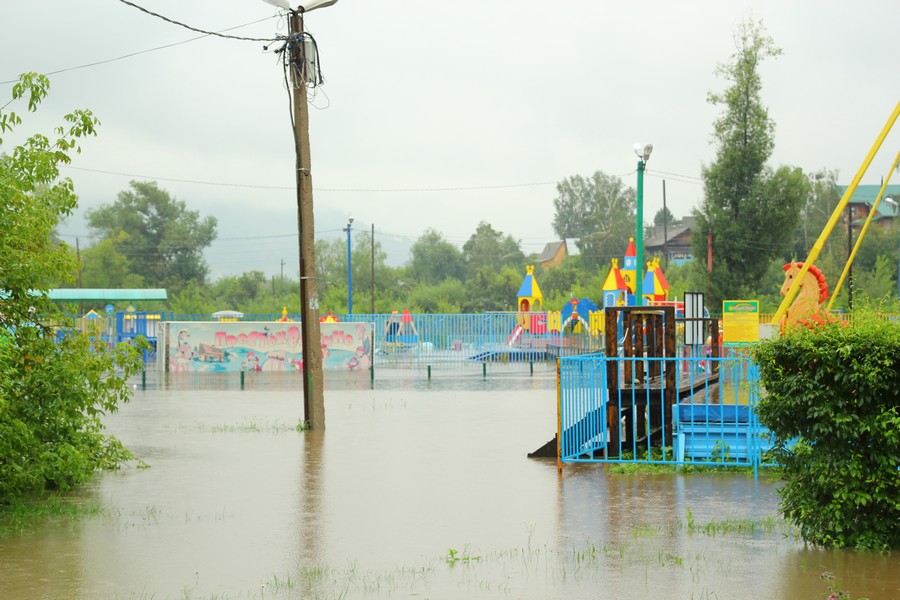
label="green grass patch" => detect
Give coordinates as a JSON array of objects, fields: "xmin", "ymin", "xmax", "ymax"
[
  {"xmin": 0, "ymin": 493, "xmax": 106, "ymax": 535},
  {"xmin": 197, "ymin": 419, "xmax": 298, "ymax": 434}
]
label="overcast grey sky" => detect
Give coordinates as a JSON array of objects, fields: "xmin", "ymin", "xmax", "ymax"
[{"xmin": 3, "ymin": 0, "xmax": 899, "ymax": 280}]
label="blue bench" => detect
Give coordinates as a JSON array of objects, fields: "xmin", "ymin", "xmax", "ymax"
[{"xmin": 674, "ymin": 403, "xmax": 773, "ymax": 463}]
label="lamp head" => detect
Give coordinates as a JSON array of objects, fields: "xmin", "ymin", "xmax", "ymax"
[
  {"xmin": 633, "ymin": 142, "xmax": 643, "ymax": 157},
  {"xmin": 642, "ymin": 143, "xmax": 653, "ymax": 162},
  {"xmin": 296, "ymin": 0, "xmax": 338, "ymax": 12}
]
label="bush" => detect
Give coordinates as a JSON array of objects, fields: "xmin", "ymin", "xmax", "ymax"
[
  {"xmin": 0, "ymin": 321, "xmax": 146, "ymax": 501},
  {"xmin": 754, "ymin": 312, "xmax": 900, "ymax": 550},
  {"xmin": 0, "ymin": 73, "xmax": 146, "ymax": 503}
]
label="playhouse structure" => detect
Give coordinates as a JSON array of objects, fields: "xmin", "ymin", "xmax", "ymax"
[
  {"xmin": 384, "ymin": 309, "xmax": 419, "ymax": 351},
  {"xmin": 489, "ymin": 239, "xmax": 678, "ymax": 362}
]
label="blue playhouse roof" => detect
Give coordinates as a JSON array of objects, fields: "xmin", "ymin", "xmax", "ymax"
[
  {"xmin": 517, "ymin": 274, "xmax": 539, "ymax": 298},
  {"xmin": 560, "ymin": 297, "xmax": 599, "ymax": 321}
]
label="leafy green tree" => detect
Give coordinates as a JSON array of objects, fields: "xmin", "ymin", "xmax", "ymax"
[
  {"xmin": 791, "ymin": 170, "xmax": 843, "ymax": 260},
  {"xmin": 854, "ymin": 254, "xmax": 897, "ymax": 303},
  {"xmin": 461, "ymin": 265, "xmax": 521, "ymax": 312},
  {"xmin": 314, "ymin": 237, "xmax": 346, "ymax": 306},
  {"xmin": 552, "ymin": 171, "xmax": 635, "ymax": 271},
  {"xmin": 692, "ymin": 19, "xmax": 806, "ymax": 307},
  {"xmin": 168, "ymin": 280, "xmax": 215, "ymax": 315},
  {"xmin": 755, "ymin": 312, "xmax": 900, "ymax": 550},
  {"xmin": 462, "ymin": 222, "xmax": 523, "ymax": 276},
  {"xmin": 85, "ymin": 181, "xmax": 217, "ymax": 293},
  {"xmin": 0, "ymin": 73, "xmax": 145, "ymax": 501},
  {"xmin": 350, "ymin": 229, "xmax": 400, "ymax": 314},
  {"xmin": 313, "ymin": 231, "xmax": 399, "ymax": 314},
  {"xmin": 210, "ymin": 270, "xmax": 267, "ymax": 310},
  {"xmin": 409, "ymin": 228, "xmax": 465, "ymax": 285},
  {"xmin": 536, "ymin": 257, "xmax": 598, "ymax": 310},
  {"xmin": 80, "ymin": 232, "xmax": 145, "ymax": 289},
  {"xmin": 653, "ymin": 206, "xmax": 676, "ymax": 230},
  {"xmin": 407, "ymin": 279, "xmax": 467, "ymax": 313}
]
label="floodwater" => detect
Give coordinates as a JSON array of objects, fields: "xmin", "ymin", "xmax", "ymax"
[{"xmin": 1, "ymin": 369, "xmax": 898, "ymax": 600}]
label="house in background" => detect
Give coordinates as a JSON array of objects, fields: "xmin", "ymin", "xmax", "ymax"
[
  {"xmin": 537, "ymin": 240, "xmax": 568, "ymax": 269},
  {"xmin": 644, "ymin": 215, "xmax": 696, "ymax": 267},
  {"xmin": 634, "ymin": 184, "xmax": 900, "ymax": 269},
  {"xmin": 840, "ymin": 184, "xmax": 900, "ymax": 231}
]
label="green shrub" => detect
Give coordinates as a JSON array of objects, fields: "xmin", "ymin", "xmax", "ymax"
[
  {"xmin": 754, "ymin": 312, "xmax": 900, "ymax": 550},
  {"xmin": 0, "ymin": 326, "xmax": 146, "ymax": 501},
  {"xmin": 0, "ymin": 73, "xmax": 146, "ymax": 503}
]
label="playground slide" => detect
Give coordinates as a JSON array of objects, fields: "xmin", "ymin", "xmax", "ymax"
[{"xmin": 506, "ymin": 325, "xmax": 524, "ymax": 346}]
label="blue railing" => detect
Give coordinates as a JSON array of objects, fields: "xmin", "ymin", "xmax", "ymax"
[
  {"xmin": 96, "ymin": 311, "xmax": 604, "ymax": 369},
  {"xmin": 557, "ymin": 347, "xmax": 775, "ymax": 476}
]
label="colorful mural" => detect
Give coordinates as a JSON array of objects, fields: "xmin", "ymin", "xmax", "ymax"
[{"xmin": 165, "ymin": 321, "xmax": 373, "ymax": 373}]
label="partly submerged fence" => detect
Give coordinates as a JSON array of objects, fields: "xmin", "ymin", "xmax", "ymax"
[
  {"xmin": 87, "ymin": 311, "xmax": 607, "ymax": 371},
  {"xmin": 557, "ymin": 347, "xmax": 775, "ymax": 476}
]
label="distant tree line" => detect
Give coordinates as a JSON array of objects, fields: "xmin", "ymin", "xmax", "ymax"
[{"xmin": 62, "ymin": 18, "xmax": 900, "ymax": 317}]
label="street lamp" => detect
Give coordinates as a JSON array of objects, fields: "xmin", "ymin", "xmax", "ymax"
[
  {"xmin": 344, "ymin": 217, "xmax": 353, "ymax": 314},
  {"xmin": 634, "ymin": 142, "xmax": 653, "ymax": 306}
]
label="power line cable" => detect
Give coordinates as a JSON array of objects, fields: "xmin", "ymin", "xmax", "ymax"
[
  {"xmin": 60, "ymin": 165, "xmax": 708, "ymax": 193},
  {"xmin": 117, "ymin": 0, "xmax": 282, "ymax": 42},
  {"xmin": 60, "ymin": 165, "xmax": 562, "ymax": 193},
  {"xmin": 644, "ymin": 171, "xmax": 703, "ymax": 186},
  {"xmin": 649, "ymin": 169, "xmax": 704, "ymax": 182},
  {"xmin": 0, "ymin": 16, "xmax": 278, "ymax": 85}
]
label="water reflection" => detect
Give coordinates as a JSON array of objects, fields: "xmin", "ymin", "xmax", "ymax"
[
  {"xmin": 294, "ymin": 429, "xmax": 324, "ymax": 570},
  {"xmin": 0, "ymin": 379, "xmax": 896, "ymax": 599}
]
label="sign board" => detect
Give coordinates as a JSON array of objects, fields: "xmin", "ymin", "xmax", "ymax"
[
  {"xmin": 683, "ymin": 292, "xmax": 705, "ymax": 345},
  {"xmin": 722, "ymin": 300, "xmax": 759, "ymax": 344},
  {"xmin": 165, "ymin": 321, "xmax": 373, "ymax": 373}
]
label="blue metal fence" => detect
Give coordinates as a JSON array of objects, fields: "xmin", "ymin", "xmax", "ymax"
[
  {"xmin": 558, "ymin": 347, "xmax": 775, "ymax": 475},
  {"xmin": 105, "ymin": 311, "xmax": 604, "ymax": 370}
]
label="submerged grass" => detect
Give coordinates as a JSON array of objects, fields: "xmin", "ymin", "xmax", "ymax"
[
  {"xmin": 197, "ymin": 418, "xmax": 298, "ymax": 434},
  {"xmin": 681, "ymin": 508, "xmax": 796, "ymax": 538},
  {"xmin": 601, "ymin": 447, "xmax": 783, "ymax": 477},
  {"xmin": 0, "ymin": 493, "xmax": 107, "ymax": 535},
  {"xmin": 233, "ymin": 513, "xmax": 798, "ymax": 599}
]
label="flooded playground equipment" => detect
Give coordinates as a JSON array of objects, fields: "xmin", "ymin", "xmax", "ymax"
[{"xmin": 548, "ymin": 101, "xmax": 900, "ymax": 473}]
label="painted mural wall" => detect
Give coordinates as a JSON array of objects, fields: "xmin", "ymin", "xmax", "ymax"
[{"xmin": 165, "ymin": 321, "xmax": 373, "ymax": 373}]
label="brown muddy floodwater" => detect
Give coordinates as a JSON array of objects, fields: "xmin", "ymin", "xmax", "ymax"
[{"xmin": 1, "ymin": 369, "xmax": 898, "ymax": 599}]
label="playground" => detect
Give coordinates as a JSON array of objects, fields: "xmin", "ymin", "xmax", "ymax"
[
  {"xmin": 549, "ymin": 104, "xmax": 900, "ymax": 474},
  {"xmin": 47, "ymin": 108, "xmax": 900, "ymax": 476}
]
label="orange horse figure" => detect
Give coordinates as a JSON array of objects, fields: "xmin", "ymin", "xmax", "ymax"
[{"xmin": 780, "ymin": 262, "xmax": 829, "ymax": 328}]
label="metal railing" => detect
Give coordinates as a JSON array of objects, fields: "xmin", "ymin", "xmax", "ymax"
[
  {"xmin": 105, "ymin": 311, "xmax": 608, "ymax": 371},
  {"xmin": 557, "ymin": 347, "xmax": 775, "ymax": 476}
]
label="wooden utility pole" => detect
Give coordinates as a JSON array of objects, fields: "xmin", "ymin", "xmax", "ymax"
[
  {"xmin": 662, "ymin": 180, "xmax": 668, "ymax": 270},
  {"xmin": 370, "ymin": 223, "xmax": 375, "ymax": 317},
  {"xmin": 289, "ymin": 10, "xmax": 325, "ymax": 429}
]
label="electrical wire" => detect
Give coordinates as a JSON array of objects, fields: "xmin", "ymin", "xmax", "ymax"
[
  {"xmin": 59, "ymin": 165, "xmax": 562, "ymax": 193},
  {"xmin": 648, "ymin": 169, "xmax": 704, "ymax": 182},
  {"xmin": 644, "ymin": 171, "xmax": 704, "ymax": 186},
  {"xmin": 117, "ymin": 0, "xmax": 282, "ymax": 42},
  {"xmin": 0, "ymin": 16, "xmax": 278, "ymax": 85}
]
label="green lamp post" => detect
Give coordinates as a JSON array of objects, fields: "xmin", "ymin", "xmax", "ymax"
[{"xmin": 633, "ymin": 142, "xmax": 653, "ymax": 306}]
